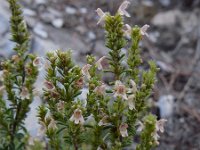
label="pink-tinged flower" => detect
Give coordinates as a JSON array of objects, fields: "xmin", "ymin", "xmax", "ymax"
[
  {"xmin": 19, "ymin": 87, "xmax": 30, "ymax": 100},
  {"xmin": 44, "ymin": 81, "xmax": 55, "ymax": 91},
  {"xmin": 96, "ymin": 56, "xmax": 107, "ymax": 70},
  {"xmin": 140, "ymin": 24, "xmax": 150, "ymax": 37},
  {"xmin": 75, "ymin": 77, "xmax": 84, "ymax": 88},
  {"xmin": 156, "ymin": 119, "xmax": 167, "ymax": 133},
  {"xmin": 48, "ymin": 118, "xmax": 57, "ymax": 130},
  {"xmin": 114, "ymin": 80, "xmax": 127, "ymax": 100},
  {"xmin": 81, "ymin": 64, "xmax": 92, "ymax": 79},
  {"xmin": 136, "ymin": 121, "xmax": 144, "ymax": 132},
  {"xmin": 98, "ymin": 116, "xmax": 109, "ymax": 126},
  {"xmin": 127, "ymin": 94, "xmax": 136, "ymax": 110},
  {"xmin": 11, "ymin": 55, "xmax": 20, "ymax": 63},
  {"xmin": 118, "ymin": 1, "xmax": 130, "ymax": 17},
  {"xmin": 124, "ymin": 24, "xmax": 132, "ymax": 37},
  {"xmin": 57, "ymin": 101, "xmax": 65, "ymax": 111},
  {"xmin": 33, "ymin": 57, "xmax": 45, "ymax": 70},
  {"xmin": 70, "ymin": 108, "xmax": 85, "ymax": 124},
  {"xmin": 119, "ymin": 123, "xmax": 128, "ymax": 137},
  {"xmin": 94, "ymin": 83, "xmax": 106, "ymax": 96},
  {"xmin": 96, "ymin": 8, "xmax": 106, "ymax": 25},
  {"xmin": 129, "ymin": 79, "xmax": 137, "ymax": 94}
]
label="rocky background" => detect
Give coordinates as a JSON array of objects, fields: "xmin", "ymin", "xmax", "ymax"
[{"xmin": 1, "ymin": 0, "xmax": 200, "ymax": 149}]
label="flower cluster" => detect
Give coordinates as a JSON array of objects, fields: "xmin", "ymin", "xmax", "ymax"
[{"xmin": 0, "ymin": 0, "xmax": 167, "ymax": 149}]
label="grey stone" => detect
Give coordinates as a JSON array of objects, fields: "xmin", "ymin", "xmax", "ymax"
[
  {"xmin": 35, "ymin": 0, "xmax": 47, "ymax": 5},
  {"xmin": 40, "ymin": 12, "xmax": 55, "ymax": 23},
  {"xmin": 75, "ymin": 26, "xmax": 87, "ymax": 35},
  {"xmin": 156, "ymin": 95, "xmax": 175, "ymax": 118},
  {"xmin": 0, "ymin": 34, "xmax": 15, "ymax": 57},
  {"xmin": 0, "ymin": 14, "xmax": 9, "ymax": 35},
  {"xmin": 52, "ymin": 18, "xmax": 64, "ymax": 28},
  {"xmin": 48, "ymin": 7, "xmax": 62, "ymax": 17},
  {"xmin": 79, "ymin": 8, "xmax": 87, "ymax": 14},
  {"xmin": 87, "ymin": 31, "xmax": 96, "ymax": 41},
  {"xmin": 23, "ymin": 8, "xmax": 37, "ymax": 17},
  {"xmin": 33, "ymin": 23, "xmax": 48, "ymax": 38},
  {"xmin": 65, "ymin": 6, "xmax": 77, "ymax": 15},
  {"xmin": 151, "ymin": 10, "xmax": 181, "ymax": 27},
  {"xmin": 159, "ymin": 0, "xmax": 171, "ymax": 7}
]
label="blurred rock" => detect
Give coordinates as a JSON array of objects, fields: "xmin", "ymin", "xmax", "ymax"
[
  {"xmin": 23, "ymin": 8, "xmax": 36, "ymax": 17},
  {"xmin": 65, "ymin": 6, "xmax": 77, "ymax": 15},
  {"xmin": 79, "ymin": 7, "xmax": 87, "ymax": 14},
  {"xmin": 156, "ymin": 95, "xmax": 175, "ymax": 118},
  {"xmin": 142, "ymin": 0, "xmax": 154, "ymax": 7},
  {"xmin": 87, "ymin": 31, "xmax": 96, "ymax": 41},
  {"xmin": 35, "ymin": 0, "xmax": 47, "ymax": 5},
  {"xmin": 152, "ymin": 10, "xmax": 181, "ymax": 27},
  {"xmin": 24, "ymin": 16, "xmax": 37, "ymax": 27},
  {"xmin": 75, "ymin": 25, "xmax": 87, "ymax": 35},
  {"xmin": 33, "ymin": 23, "xmax": 48, "ymax": 38},
  {"xmin": 159, "ymin": 0, "xmax": 171, "ymax": 7},
  {"xmin": 40, "ymin": 12, "xmax": 54, "ymax": 23},
  {"xmin": 0, "ymin": 14, "xmax": 9, "ymax": 35},
  {"xmin": 0, "ymin": 34, "xmax": 15, "ymax": 57},
  {"xmin": 52, "ymin": 18, "xmax": 64, "ymax": 28},
  {"xmin": 32, "ymin": 37, "xmax": 59, "ymax": 56},
  {"xmin": 48, "ymin": 7, "xmax": 62, "ymax": 17},
  {"xmin": 156, "ymin": 28, "xmax": 181, "ymax": 51}
]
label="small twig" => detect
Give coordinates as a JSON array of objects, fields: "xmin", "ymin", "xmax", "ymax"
[{"xmin": 181, "ymin": 105, "xmax": 200, "ymax": 123}]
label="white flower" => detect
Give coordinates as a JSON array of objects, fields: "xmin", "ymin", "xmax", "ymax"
[
  {"xmin": 151, "ymin": 119, "xmax": 167, "ymax": 145},
  {"xmin": 70, "ymin": 108, "xmax": 85, "ymax": 124},
  {"xmin": 96, "ymin": 56, "xmax": 107, "ymax": 70},
  {"xmin": 33, "ymin": 57, "xmax": 45, "ymax": 70},
  {"xmin": 127, "ymin": 94, "xmax": 136, "ymax": 110},
  {"xmin": 152, "ymin": 130, "xmax": 160, "ymax": 145},
  {"xmin": 156, "ymin": 119, "xmax": 167, "ymax": 133},
  {"xmin": 98, "ymin": 115, "xmax": 109, "ymax": 126},
  {"xmin": 44, "ymin": 81, "xmax": 55, "ymax": 91},
  {"xmin": 118, "ymin": 1, "xmax": 130, "ymax": 17},
  {"xmin": 124, "ymin": 24, "xmax": 132, "ymax": 37},
  {"xmin": 129, "ymin": 79, "xmax": 137, "ymax": 94},
  {"xmin": 136, "ymin": 121, "xmax": 144, "ymax": 132},
  {"xmin": 48, "ymin": 118, "xmax": 57, "ymax": 130},
  {"xmin": 81, "ymin": 64, "xmax": 92, "ymax": 79},
  {"xmin": 19, "ymin": 87, "xmax": 30, "ymax": 100},
  {"xmin": 140, "ymin": 24, "xmax": 150, "ymax": 37},
  {"xmin": 94, "ymin": 83, "xmax": 106, "ymax": 96},
  {"xmin": 114, "ymin": 80, "xmax": 127, "ymax": 100},
  {"xmin": 119, "ymin": 123, "xmax": 128, "ymax": 137},
  {"xmin": 96, "ymin": 8, "xmax": 106, "ymax": 25}
]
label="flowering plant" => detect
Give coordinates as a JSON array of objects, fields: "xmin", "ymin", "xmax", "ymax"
[{"xmin": 0, "ymin": 0, "xmax": 167, "ymax": 150}]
